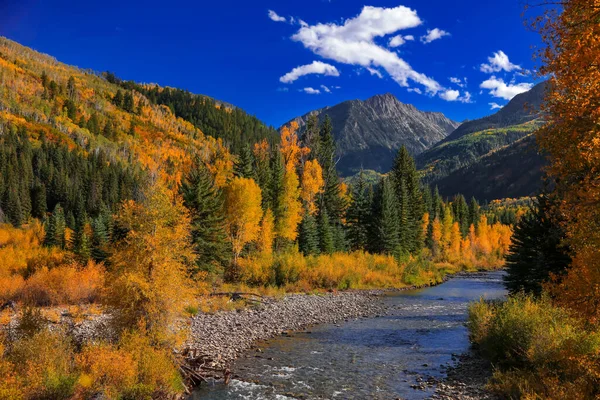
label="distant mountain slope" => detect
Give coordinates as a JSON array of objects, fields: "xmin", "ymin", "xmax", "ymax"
[
  {"xmin": 417, "ymin": 82, "xmax": 548, "ymax": 200},
  {"xmin": 442, "ymin": 81, "xmax": 547, "ymax": 143},
  {"xmin": 288, "ymin": 93, "xmax": 460, "ymax": 176},
  {"xmin": 434, "ymin": 134, "xmax": 545, "ymax": 201}
]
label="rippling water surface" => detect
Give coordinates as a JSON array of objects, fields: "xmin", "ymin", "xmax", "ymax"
[{"xmin": 193, "ymin": 271, "xmax": 506, "ymax": 399}]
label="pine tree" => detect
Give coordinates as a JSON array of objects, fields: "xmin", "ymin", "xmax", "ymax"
[
  {"xmin": 373, "ymin": 177, "xmax": 400, "ymax": 255},
  {"xmin": 318, "ymin": 209, "xmax": 335, "ymax": 255},
  {"xmin": 318, "ymin": 116, "xmax": 344, "ymax": 222},
  {"xmin": 234, "ymin": 144, "xmax": 254, "ymax": 179},
  {"xmin": 303, "ymin": 113, "xmax": 321, "ymax": 158},
  {"xmin": 91, "ymin": 216, "xmax": 110, "ymax": 262},
  {"xmin": 123, "ymin": 91, "xmax": 135, "ymax": 113},
  {"xmin": 298, "ymin": 212, "xmax": 320, "ymax": 256},
  {"xmin": 181, "ymin": 163, "xmax": 230, "ymax": 274},
  {"xmin": 3, "ymin": 185, "xmax": 23, "ymax": 227},
  {"xmin": 31, "ymin": 180, "xmax": 47, "ymax": 219},
  {"xmin": 452, "ymin": 194, "xmax": 470, "ymax": 237},
  {"xmin": 390, "ymin": 146, "xmax": 425, "ymax": 253},
  {"xmin": 347, "ymin": 170, "xmax": 370, "ymax": 251},
  {"xmin": 468, "ymin": 197, "xmax": 481, "ymax": 227},
  {"xmin": 504, "ymin": 193, "xmax": 571, "ymax": 296},
  {"xmin": 44, "ymin": 204, "xmax": 66, "ymax": 248},
  {"xmin": 113, "ymin": 90, "xmax": 124, "ymax": 108}
]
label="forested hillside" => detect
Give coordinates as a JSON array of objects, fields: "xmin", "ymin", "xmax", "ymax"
[
  {"xmin": 417, "ymin": 82, "xmax": 547, "ymax": 200},
  {"xmin": 0, "ymin": 36, "xmax": 515, "ymax": 399}
]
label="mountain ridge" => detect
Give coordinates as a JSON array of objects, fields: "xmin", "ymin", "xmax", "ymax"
[{"xmin": 287, "ymin": 93, "xmax": 460, "ymax": 176}]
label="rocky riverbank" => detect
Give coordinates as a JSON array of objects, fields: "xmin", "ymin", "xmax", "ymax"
[
  {"xmin": 186, "ymin": 291, "xmax": 387, "ymax": 372},
  {"xmin": 429, "ymin": 352, "xmax": 498, "ymax": 400}
]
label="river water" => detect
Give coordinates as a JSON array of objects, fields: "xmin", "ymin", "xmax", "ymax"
[{"xmin": 193, "ymin": 271, "xmax": 506, "ymax": 399}]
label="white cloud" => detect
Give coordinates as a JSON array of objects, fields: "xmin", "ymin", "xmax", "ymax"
[
  {"xmin": 420, "ymin": 28, "xmax": 450, "ymax": 44},
  {"xmin": 449, "ymin": 77, "xmax": 467, "ymax": 88},
  {"xmin": 301, "ymin": 87, "xmax": 321, "ymax": 94},
  {"xmin": 480, "ymin": 51, "xmax": 521, "ymax": 73},
  {"xmin": 290, "ymin": 5, "xmax": 442, "ymax": 94},
  {"xmin": 268, "ymin": 10, "xmax": 286, "ymax": 23},
  {"xmin": 407, "ymin": 87, "xmax": 422, "ymax": 94},
  {"xmin": 440, "ymin": 89, "xmax": 460, "ymax": 101},
  {"xmin": 480, "ymin": 76, "xmax": 533, "ymax": 100},
  {"xmin": 367, "ymin": 67, "xmax": 383, "ymax": 78},
  {"xmin": 388, "ymin": 34, "xmax": 415, "ymax": 48},
  {"xmin": 440, "ymin": 89, "xmax": 472, "ymax": 103},
  {"xmin": 320, "ymin": 84, "xmax": 331, "ymax": 93},
  {"xmin": 489, "ymin": 102, "xmax": 503, "ymax": 110},
  {"xmin": 279, "ymin": 61, "xmax": 340, "ymax": 83}
]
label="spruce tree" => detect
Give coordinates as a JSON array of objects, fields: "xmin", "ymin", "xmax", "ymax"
[
  {"xmin": 113, "ymin": 90, "xmax": 124, "ymax": 108},
  {"xmin": 452, "ymin": 194, "xmax": 470, "ymax": 237},
  {"xmin": 181, "ymin": 163, "xmax": 230, "ymax": 274},
  {"xmin": 468, "ymin": 197, "xmax": 480, "ymax": 227},
  {"xmin": 318, "ymin": 116, "xmax": 344, "ymax": 222},
  {"xmin": 504, "ymin": 193, "xmax": 571, "ymax": 296},
  {"xmin": 298, "ymin": 212, "xmax": 319, "ymax": 256},
  {"xmin": 234, "ymin": 144, "xmax": 254, "ymax": 179},
  {"xmin": 67, "ymin": 76, "xmax": 76, "ymax": 100},
  {"xmin": 31, "ymin": 180, "xmax": 47, "ymax": 219},
  {"xmin": 390, "ymin": 146, "xmax": 424, "ymax": 253},
  {"xmin": 374, "ymin": 177, "xmax": 400, "ymax": 255},
  {"xmin": 45, "ymin": 204, "xmax": 66, "ymax": 248},
  {"xmin": 123, "ymin": 91, "xmax": 135, "ymax": 112},
  {"xmin": 303, "ymin": 113, "xmax": 321, "ymax": 157},
  {"xmin": 91, "ymin": 216, "xmax": 110, "ymax": 262},
  {"xmin": 318, "ymin": 209, "xmax": 335, "ymax": 255},
  {"xmin": 347, "ymin": 170, "xmax": 370, "ymax": 251},
  {"xmin": 3, "ymin": 186, "xmax": 23, "ymax": 227}
]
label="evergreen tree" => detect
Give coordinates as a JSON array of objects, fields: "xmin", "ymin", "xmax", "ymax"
[
  {"xmin": 390, "ymin": 146, "xmax": 424, "ymax": 253},
  {"xmin": 468, "ymin": 197, "xmax": 481, "ymax": 227},
  {"xmin": 504, "ymin": 193, "xmax": 571, "ymax": 296},
  {"xmin": 347, "ymin": 170, "xmax": 370, "ymax": 251},
  {"xmin": 181, "ymin": 163, "xmax": 230, "ymax": 274},
  {"xmin": 452, "ymin": 194, "xmax": 470, "ymax": 237},
  {"xmin": 44, "ymin": 204, "xmax": 66, "ymax": 248},
  {"xmin": 113, "ymin": 90, "xmax": 124, "ymax": 108},
  {"xmin": 318, "ymin": 209, "xmax": 335, "ymax": 255},
  {"xmin": 303, "ymin": 113, "xmax": 321, "ymax": 158},
  {"xmin": 234, "ymin": 144, "xmax": 254, "ymax": 179},
  {"xmin": 3, "ymin": 186, "xmax": 23, "ymax": 227},
  {"xmin": 373, "ymin": 177, "xmax": 400, "ymax": 255},
  {"xmin": 298, "ymin": 212, "xmax": 320, "ymax": 256},
  {"xmin": 31, "ymin": 180, "xmax": 47, "ymax": 219},
  {"xmin": 318, "ymin": 116, "xmax": 344, "ymax": 221},
  {"xmin": 91, "ymin": 216, "xmax": 110, "ymax": 262},
  {"xmin": 123, "ymin": 91, "xmax": 135, "ymax": 112}
]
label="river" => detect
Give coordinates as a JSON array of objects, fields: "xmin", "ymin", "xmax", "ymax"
[{"xmin": 193, "ymin": 271, "xmax": 506, "ymax": 399}]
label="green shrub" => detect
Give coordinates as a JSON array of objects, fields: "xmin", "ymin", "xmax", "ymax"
[{"xmin": 468, "ymin": 295, "xmax": 600, "ymax": 399}]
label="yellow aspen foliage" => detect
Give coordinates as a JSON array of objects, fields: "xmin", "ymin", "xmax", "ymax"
[
  {"xmin": 431, "ymin": 217, "xmax": 442, "ymax": 258},
  {"xmin": 280, "ymin": 121, "xmax": 309, "ymax": 170},
  {"xmin": 257, "ymin": 208, "xmax": 275, "ymax": 256},
  {"xmin": 224, "ymin": 177, "xmax": 263, "ymax": 265},
  {"xmin": 106, "ymin": 180, "xmax": 195, "ymax": 341},
  {"xmin": 276, "ymin": 168, "xmax": 303, "ymax": 242},
  {"xmin": 448, "ymin": 222, "xmax": 462, "ymax": 261},
  {"xmin": 422, "ymin": 212, "xmax": 430, "ymax": 240},
  {"xmin": 301, "ymin": 159, "xmax": 325, "ymax": 215},
  {"xmin": 476, "ymin": 215, "xmax": 491, "ymax": 255}
]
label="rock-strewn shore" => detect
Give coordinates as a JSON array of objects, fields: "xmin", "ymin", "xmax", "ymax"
[
  {"xmin": 187, "ymin": 291, "xmax": 387, "ymax": 371},
  {"xmin": 429, "ymin": 352, "xmax": 498, "ymax": 400}
]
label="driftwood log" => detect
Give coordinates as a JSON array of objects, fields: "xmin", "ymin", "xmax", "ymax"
[{"xmin": 210, "ymin": 292, "xmax": 264, "ymax": 304}]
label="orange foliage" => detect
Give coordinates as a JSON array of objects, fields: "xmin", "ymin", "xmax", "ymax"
[
  {"xmin": 257, "ymin": 209, "xmax": 275, "ymax": 256},
  {"xmin": 531, "ymin": 1, "xmax": 600, "ymax": 323},
  {"xmin": 301, "ymin": 159, "xmax": 325, "ymax": 215}
]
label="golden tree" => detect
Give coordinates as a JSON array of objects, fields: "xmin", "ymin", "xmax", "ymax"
[
  {"xmin": 223, "ymin": 177, "xmax": 262, "ymax": 280},
  {"xmin": 532, "ymin": 0, "xmax": 600, "ymax": 322},
  {"xmin": 301, "ymin": 159, "xmax": 325, "ymax": 215},
  {"xmin": 106, "ymin": 180, "xmax": 195, "ymax": 342}
]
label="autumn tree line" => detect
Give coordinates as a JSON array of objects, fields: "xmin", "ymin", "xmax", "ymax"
[{"xmin": 467, "ymin": 2, "xmax": 600, "ymax": 399}]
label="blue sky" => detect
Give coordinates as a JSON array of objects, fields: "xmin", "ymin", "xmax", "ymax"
[{"xmin": 1, "ymin": 0, "xmax": 542, "ymax": 127}]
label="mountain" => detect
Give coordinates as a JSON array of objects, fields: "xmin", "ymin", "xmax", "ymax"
[
  {"xmin": 441, "ymin": 81, "xmax": 547, "ymax": 143},
  {"xmin": 417, "ymin": 82, "xmax": 548, "ymax": 200},
  {"xmin": 288, "ymin": 93, "xmax": 460, "ymax": 176},
  {"xmin": 433, "ymin": 135, "xmax": 545, "ymax": 201}
]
